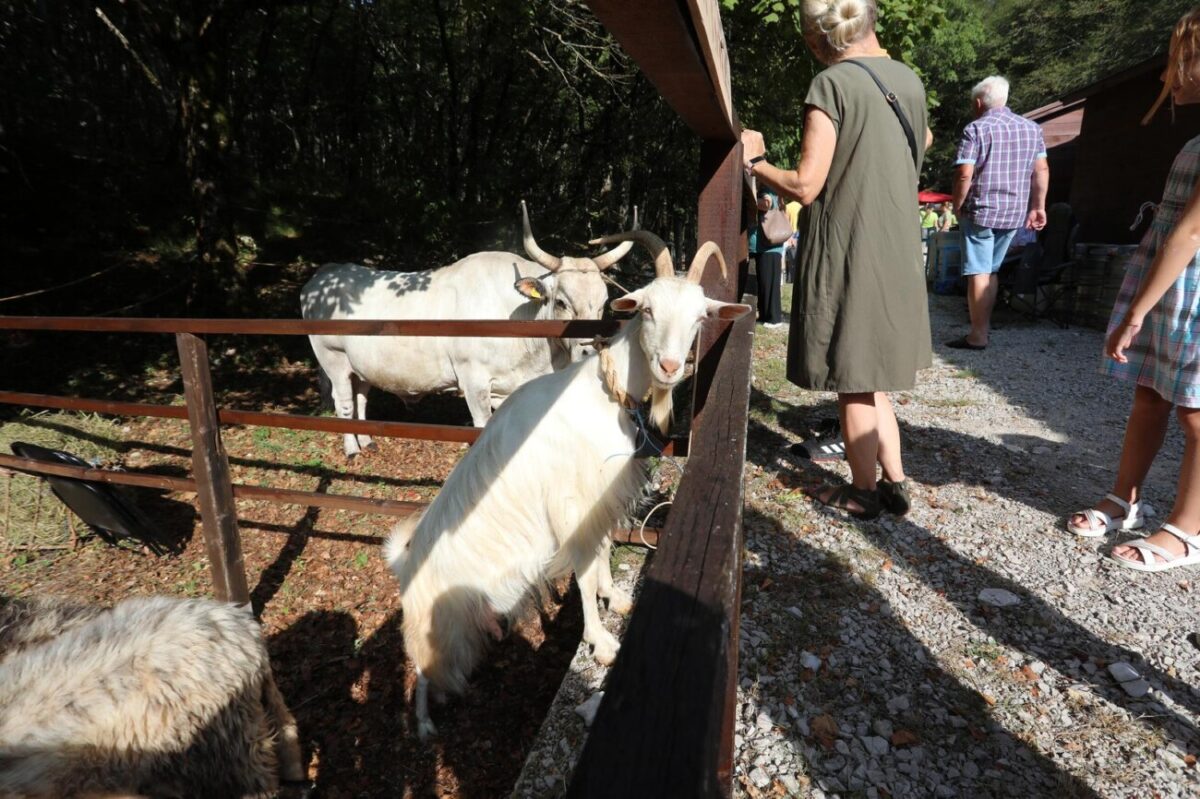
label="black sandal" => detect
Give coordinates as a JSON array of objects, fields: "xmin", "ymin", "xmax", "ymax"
[
  {"xmin": 878, "ymin": 479, "xmax": 911, "ymax": 516},
  {"xmin": 812, "ymin": 483, "xmax": 881, "ymax": 520}
]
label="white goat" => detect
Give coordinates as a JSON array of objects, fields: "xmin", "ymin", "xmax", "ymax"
[
  {"xmin": 300, "ymin": 203, "xmax": 636, "ymax": 458},
  {"xmin": 0, "ymin": 595, "xmax": 304, "ymax": 798},
  {"xmin": 384, "ymin": 231, "xmax": 746, "ymax": 738}
]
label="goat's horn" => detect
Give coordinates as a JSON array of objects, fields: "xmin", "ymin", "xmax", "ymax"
[
  {"xmin": 686, "ymin": 241, "xmax": 727, "ymax": 284},
  {"xmin": 591, "ymin": 205, "xmax": 639, "ymax": 271},
  {"xmin": 589, "ymin": 229, "xmax": 674, "ymax": 279},
  {"xmin": 521, "ymin": 200, "xmax": 562, "ymax": 272}
]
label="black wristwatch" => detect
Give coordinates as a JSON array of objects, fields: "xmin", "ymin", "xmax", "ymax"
[{"xmin": 748, "ymin": 155, "xmax": 767, "ymax": 166}]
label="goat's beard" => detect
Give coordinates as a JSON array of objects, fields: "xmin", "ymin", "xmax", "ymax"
[{"xmin": 649, "ymin": 387, "xmax": 673, "ymax": 435}]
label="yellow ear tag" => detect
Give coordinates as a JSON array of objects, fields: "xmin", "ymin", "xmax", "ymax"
[{"xmin": 528, "ymin": 288, "xmax": 542, "ymax": 299}]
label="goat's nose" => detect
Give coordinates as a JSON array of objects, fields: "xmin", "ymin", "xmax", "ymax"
[{"xmin": 659, "ymin": 357, "xmax": 682, "ymax": 376}]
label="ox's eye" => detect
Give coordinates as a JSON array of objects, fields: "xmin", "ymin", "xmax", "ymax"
[{"xmin": 556, "ymin": 298, "xmax": 569, "ymax": 310}]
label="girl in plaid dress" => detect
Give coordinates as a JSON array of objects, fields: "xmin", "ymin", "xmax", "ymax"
[{"xmin": 1068, "ymin": 7, "xmax": 1200, "ymax": 571}]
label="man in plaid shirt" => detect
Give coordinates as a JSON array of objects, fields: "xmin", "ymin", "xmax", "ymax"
[{"xmin": 947, "ymin": 75, "xmax": 1049, "ymax": 350}]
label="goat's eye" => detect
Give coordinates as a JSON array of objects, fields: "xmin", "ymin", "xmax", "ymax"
[
  {"xmin": 642, "ymin": 308, "xmax": 653, "ymax": 319},
  {"xmin": 556, "ymin": 298, "xmax": 569, "ymax": 309}
]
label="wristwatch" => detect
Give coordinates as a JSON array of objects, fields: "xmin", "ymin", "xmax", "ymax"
[{"xmin": 748, "ymin": 155, "xmax": 767, "ymax": 167}]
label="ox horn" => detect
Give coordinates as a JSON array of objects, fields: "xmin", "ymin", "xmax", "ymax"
[
  {"xmin": 591, "ymin": 205, "xmax": 639, "ymax": 271},
  {"xmin": 686, "ymin": 241, "xmax": 727, "ymax": 284},
  {"xmin": 521, "ymin": 200, "xmax": 563, "ymax": 272},
  {"xmin": 589, "ymin": 229, "xmax": 674, "ymax": 279}
]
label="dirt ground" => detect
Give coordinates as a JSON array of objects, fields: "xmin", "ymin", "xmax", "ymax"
[
  {"xmin": 0, "ymin": 245, "xmax": 666, "ymax": 796},
  {"xmin": 0, "ymin": 406, "xmax": 607, "ymax": 798}
]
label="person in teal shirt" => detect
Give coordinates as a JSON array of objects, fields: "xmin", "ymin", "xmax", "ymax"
[{"xmin": 753, "ymin": 188, "xmax": 787, "ymax": 328}]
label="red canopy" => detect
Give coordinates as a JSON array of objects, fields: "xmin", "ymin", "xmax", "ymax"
[{"xmin": 918, "ymin": 190, "xmax": 952, "ymax": 203}]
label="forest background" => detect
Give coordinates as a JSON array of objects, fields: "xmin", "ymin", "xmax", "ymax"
[{"xmin": 0, "ymin": 0, "xmax": 1192, "ymax": 311}]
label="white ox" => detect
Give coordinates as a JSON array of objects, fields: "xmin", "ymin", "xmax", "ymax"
[{"xmin": 300, "ymin": 203, "xmax": 635, "ymax": 458}]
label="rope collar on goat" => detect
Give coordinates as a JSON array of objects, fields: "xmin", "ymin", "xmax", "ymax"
[{"xmin": 594, "ymin": 338, "xmax": 644, "ymax": 411}]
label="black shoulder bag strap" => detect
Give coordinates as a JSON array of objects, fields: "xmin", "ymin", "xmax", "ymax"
[{"xmin": 844, "ymin": 59, "xmax": 919, "ymax": 172}]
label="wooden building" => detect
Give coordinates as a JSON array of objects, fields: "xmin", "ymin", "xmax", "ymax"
[{"xmin": 1025, "ymin": 54, "xmax": 1200, "ymax": 244}]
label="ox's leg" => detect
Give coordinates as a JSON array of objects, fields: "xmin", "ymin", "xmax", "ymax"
[
  {"xmin": 350, "ymin": 373, "xmax": 377, "ymax": 452},
  {"xmin": 461, "ymin": 377, "xmax": 493, "ymax": 428},
  {"xmin": 596, "ymin": 537, "xmax": 633, "ymax": 616},
  {"xmin": 330, "ymin": 378, "xmax": 361, "ymax": 460},
  {"xmin": 575, "ymin": 552, "xmax": 620, "ymax": 666},
  {"xmin": 263, "ymin": 672, "xmax": 305, "ymax": 783},
  {"xmin": 415, "ymin": 670, "xmax": 438, "ymax": 740},
  {"xmin": 309, "ymin": 341, "xmax": 360, "ymax": 458}
]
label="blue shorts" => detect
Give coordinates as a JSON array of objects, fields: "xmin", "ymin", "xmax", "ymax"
[{"xmin": 961, "ymin": 218, "xmax": 1019, "ymax": 276}]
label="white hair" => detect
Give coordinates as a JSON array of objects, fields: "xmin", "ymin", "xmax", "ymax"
[
  {"xmin": 972, "ymin": 76, "xmax": 1010, "ymax": 109},
  {"xmin": 802, "ymin": 0, "xmax": 876, "ymax": 52}
]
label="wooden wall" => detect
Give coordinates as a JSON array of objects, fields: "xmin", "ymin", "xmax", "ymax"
[{"xmin": 1069, "ymin": 67, "xmax": 1200, "ymax": 243}]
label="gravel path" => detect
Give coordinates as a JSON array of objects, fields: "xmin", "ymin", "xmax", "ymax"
[
  {"xmin": 735, "ymin": 295, "xmax": 1200, "ymax": 798},
  {"xmin": 513, "ymin": 293, "xmax": 1199, "ymax": 798}
]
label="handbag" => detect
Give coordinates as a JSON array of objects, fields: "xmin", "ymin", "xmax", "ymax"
[
  {"xmin": 761, "ymin": 204, "xmax": 793, "ymax": 245},
  {"xmin": 845, "ymin": 59, "xmax": 919, "ymax": 172}
]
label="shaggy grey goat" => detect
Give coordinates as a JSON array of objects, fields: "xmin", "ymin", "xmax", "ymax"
[{"xmin": 0, "ymin": 595, "xmax": 304, "ymax": 798}]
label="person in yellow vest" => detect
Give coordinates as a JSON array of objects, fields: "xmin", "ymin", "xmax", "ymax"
[
  {"xmin": 938, "ymin": 200, "xmax": 957, "ymax": 231},
  {"xmin": 784, "ymin": 200, "xmax": 802, "ymax": 283}
]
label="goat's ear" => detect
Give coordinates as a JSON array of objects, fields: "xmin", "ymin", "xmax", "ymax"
[
  {"xmin": 610, "ymin": 290, "xmax": 645, "ymax": 314},
  {"xmin": 705, "ymin": 299, "xmax": 753, "ymax": 319},
  {"xmin": 514, "ymin": 276, "xmax": 549, "ymax": 302}
]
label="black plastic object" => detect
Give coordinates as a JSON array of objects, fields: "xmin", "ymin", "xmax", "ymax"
[{"xmin": 10, "ymin": 442, "xmax": 170, "ymax": 555}]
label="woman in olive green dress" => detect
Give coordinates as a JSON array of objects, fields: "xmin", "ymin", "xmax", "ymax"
[{"xmin": 743, "ymin": 0, "xmax": 933, "ymax": 518}]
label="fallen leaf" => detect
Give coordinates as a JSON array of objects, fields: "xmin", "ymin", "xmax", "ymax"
[
  {"xmin": 812, "ymin": 714, "xmax": 839, "ymax": 749},
  {"xmin": 882, "ymin": 558, "xmax": 894, "ymax": 571},
  {"xmin": 982, "ymin": 693, "xmax": 997, "ymax": 706},
  {"xmin": 1016, "ymin": 665, "xmax": 1038, "ymax": 682},
  {"xmin": 760, "ymin": 577, "xmax": 773, "ymax": 590},
  {"xmin": 891, "ymin": 729, "xmax": 920, "ymax": 747},
  {"xmin": 1185, "ymin": 754, "xmax": 1196, "ymax": 767}
]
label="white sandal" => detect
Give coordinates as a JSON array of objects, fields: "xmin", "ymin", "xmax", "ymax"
[
  {"xmin": 1109, "ymin": 523, "xmax": 1200, "ymax": 572},
  {"xmin": 1067, "ymin": 493, "xmax": 1152, "ymax": 538}
]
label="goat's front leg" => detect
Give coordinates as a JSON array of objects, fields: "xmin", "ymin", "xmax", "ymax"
[
  {"xmin": 576, "ymin": 555, "xmax": 620, "ymax": 666},
  {"xmin": 414, "ymin": 670, "xmax": 438, "ymax": 740},
  {"xmin": 263, "ymin": 672, "xmax": 305, "ymax": 782},
  {"xmin": 596, "ymin": 537, "xmax": 633, "ymax": 615}
]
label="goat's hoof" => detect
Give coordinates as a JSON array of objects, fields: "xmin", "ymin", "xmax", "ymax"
[
  {"xmin": 604, "ymin": 588, "xmax": 634, "ymax": 616},
  {"xmin": 417, "ymin": 717, "xmax": 438, "ymax": 740},
  {"xmin": 590, "ymin": 634, "xmax": 620, "ymax": 666}
]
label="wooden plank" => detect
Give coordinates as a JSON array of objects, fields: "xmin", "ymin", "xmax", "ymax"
[
  {"xmin": 684, "ymin": 0, "xmax": 735, "ymax": 132},
  {"xmin": 0, "ymin": 453, "xmax": 427, "ymax": 517},
  {"xmin": 0, "ymin": 392, "xmax": 692, "ymax": 453},
  {"xmin": 568, "ymin": 308, "xmax": 753, "ymax": 798},
  {"xmin": 584, "ymin": 0, "xmax": 735, "ymax": 141},
  {"xmin": 176, "ymin": 333, "xmax": 249, "ymax": 604},
  {"xmin": 692, "ymin": 138, "xmax": 747, "ymax": 428},
  {"xmin": 0, "ymin": 316, "xmax": 622, "ymax": 338}
]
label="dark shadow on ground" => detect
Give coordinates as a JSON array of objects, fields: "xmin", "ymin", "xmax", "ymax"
[
  {"xmin": 742, "ymin": 505, "xmax": 1104, "ymax": 797},
  {"xmin": 742, "ymin": 410, "xmax": 1200, "ymax": 749},
  {"xmin": 268, "ymin": 580, "xmax": 585, "ymax": 796}
]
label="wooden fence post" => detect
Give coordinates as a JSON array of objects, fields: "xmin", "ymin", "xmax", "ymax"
[
  {"xmin": 176, "ymin": 332, "xmax": 249, "ymax": 604},
  {"xmin": 692, "ymin": 138, "xmax": 746, "ymax": 427}
]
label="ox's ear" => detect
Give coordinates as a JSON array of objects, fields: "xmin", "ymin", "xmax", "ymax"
[
  {"xmin": 705, "ymin": 299, "xmax": 752, "ymax": 319},
  {"xmin": 610, "ymin": 290, "xmax": 645, "ymax": 314},
  {"xmin": 514, "ymin": 276, "xmax": 549, "ymax": 302}
]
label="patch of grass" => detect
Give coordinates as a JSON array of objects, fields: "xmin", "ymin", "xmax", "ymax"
[
  {"xmin": 0, "ymin": 410, "xmax": 127, "ymax": 549},
  {"xmin": 965, "ymin": 641, "xmax": 1007, "ymax": 662},
  {"xmin": 252, "ymin": 427, "xmax": 286, "ymax": 453},
  {"xmin": 353, "ymin": 550, "xmax": 371, "ymax": 569},
  {"xmin": 952, "ymin": 368, "xmax": 979, "ymax": 379}
]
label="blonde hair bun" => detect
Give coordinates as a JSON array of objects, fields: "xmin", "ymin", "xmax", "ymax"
[{"xmin": 803, "ymin": 0, "xmax": 876, "ymax": 52}]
